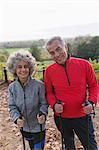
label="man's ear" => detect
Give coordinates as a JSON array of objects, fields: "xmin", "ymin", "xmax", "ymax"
[{"xmin": 65, "ymin": 44, "xmax": 68, "ymax": 52}]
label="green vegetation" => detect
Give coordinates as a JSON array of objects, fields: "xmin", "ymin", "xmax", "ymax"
[
  {"xmin": 0, "ymin": 60, "xmax": 53, "ymax": 82},
  {"xmin": 96, "ymin": 72, "xmax": 99, "ymax": 83},
  {"xmin": 67, "ymin": 36, "xmax": 99, "ymax": 60},
  {"xmin": 0, "ymin": 61, "xmax": 98, "ymax": 83},
  {"xmin": 0, "ymin": 35, "xmax": 99, "ymax": 82},
  {"xmin": 92, "ymin": 62, "xmax": 99, "ymax": 82},
  {"xmin": 92, "ymin": 62, "xmax": 99, "ymax": 71},
  {"xmin": 0, "ymin": 48, "xmax": 28, "ymax": 54},
  {"xmin": 0, "ymin": 36, "xmax": 99, "ymax": 62}
]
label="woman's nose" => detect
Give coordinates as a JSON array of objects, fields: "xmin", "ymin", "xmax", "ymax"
[{"xmin": 21, "ymin": 67, "xmax": 26, "ymax": 71}]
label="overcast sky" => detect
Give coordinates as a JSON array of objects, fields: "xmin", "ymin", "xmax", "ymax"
[{"xmin": 0, "ymin": 0, "xmax": 99, "ymax": 42}]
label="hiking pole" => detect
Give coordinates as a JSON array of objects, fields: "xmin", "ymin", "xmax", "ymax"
[
  {"xmin": 57, "ymin": 100, "xmax": 65, "ymax": 150},
  {"xmin": 85, "ymin": 100, "xmax": 96, "ymax": 150},
  {"xmin": 38, "ymin": 111, "xmax": 43, "ymax": 150},
  {"xmin": 59, "ymin": 113, "xmax": 64, "ymax": 150},
  {"xmin": 20, "ymin": 127, "xmax": 26, "ymax": 150}
]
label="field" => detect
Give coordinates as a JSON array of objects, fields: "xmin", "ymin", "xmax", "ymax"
[
  {"xmin": 0, "ymin": 47, "xmax": 99, "ymax": 82},
  {"xmin": 0, "ymin": 48, "xmax": 29, "ymax": 54}
]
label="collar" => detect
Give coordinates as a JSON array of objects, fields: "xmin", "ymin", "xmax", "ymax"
[{"xmin": 17, "ymin": 76, "xmax": 31, "ymax": 88}]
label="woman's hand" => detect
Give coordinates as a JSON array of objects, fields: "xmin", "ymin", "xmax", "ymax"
[
  {"xmin": 37, "ymin": 114, "xmax": 46, "ymax": 124},
  {"xmin": 17, "ymin": 118, "xmax": 24, "ymax": 128}
]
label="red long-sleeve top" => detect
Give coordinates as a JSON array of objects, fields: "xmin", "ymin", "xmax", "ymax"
[{"xmin": 44, "ymin": 57, "xmax": 98, "ymax": 118}]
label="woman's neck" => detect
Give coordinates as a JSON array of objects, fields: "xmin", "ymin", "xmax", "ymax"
[{"xmin": 18, "ymin": 77, "xmax": 29, "ymax": 87}]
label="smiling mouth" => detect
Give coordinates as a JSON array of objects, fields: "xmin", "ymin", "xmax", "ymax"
[
  {"xmin": 20, "ymin": 73, "xmax": 27, "ymax": 75},
  {"xmin": 56, "ymin": 58, "xmax": 62, "ymax": 61}
]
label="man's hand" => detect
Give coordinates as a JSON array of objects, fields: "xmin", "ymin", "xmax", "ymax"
[
  {"xmin": 17, "ymin": 118, "xmax": 24, "ymax": 128},
  {"xmin": 37, "ymin": 114, "xmax": 46, "ymax": 124},
  {"xmin": 82, "ymin": 102, "xmax": 95, "ymax": 114},
  {"xmin": 54, "ymin": 103, "xmax": 63, "ymax": 113}
]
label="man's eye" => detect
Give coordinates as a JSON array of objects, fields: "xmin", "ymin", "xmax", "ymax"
[
  {"xmin": 50, "ymin": 52, "xmax": 54, "ymax": 55},
  {"xmin": 56, "ymin": 48, "xmax": 62, "ymax": 52}
]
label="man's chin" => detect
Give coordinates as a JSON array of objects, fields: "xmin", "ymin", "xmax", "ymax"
[
  {"xmin": 56, "ymin": 60, "xmax": 65, "ymax": 65},
  {"xmin": 56, "ymin": 61, "xmax": 64, "ymax": 65}
]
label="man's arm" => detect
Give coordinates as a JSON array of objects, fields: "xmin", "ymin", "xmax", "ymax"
[{"xmin": 86, "ymin": 62, "xmax": 98, "ymax": 105}]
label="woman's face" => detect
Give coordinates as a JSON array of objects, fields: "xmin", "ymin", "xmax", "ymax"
[{"xmin": 16, "ymin": 60, "xmax": 30, "ymax": 83}]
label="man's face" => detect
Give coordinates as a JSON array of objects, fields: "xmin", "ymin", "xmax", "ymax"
[{"xmin": 47, "ymin": 40, "xmax": 68, "ymax": 64}]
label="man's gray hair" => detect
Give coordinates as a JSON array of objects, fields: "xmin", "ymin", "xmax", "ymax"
[
  {"xmin": 7, "ymin": 50, "xmax": 36, "ymax": 77},
  {"xmin": 46, "ymin": 36, "xmax": 66, "ymax": 50}
]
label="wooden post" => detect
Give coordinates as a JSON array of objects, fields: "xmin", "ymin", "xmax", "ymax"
[
  {"xmin": 42, "ymin": 67, "xmax": 45, "ymax": 79},
  {"xmin": 3, "ymin": 67, "xmax": 8, "ymax": 83}
]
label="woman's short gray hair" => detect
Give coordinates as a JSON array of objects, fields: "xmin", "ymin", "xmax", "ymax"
[{"xmin": 7, "ymin": 50, "xmax": 36, "ymax": 77}]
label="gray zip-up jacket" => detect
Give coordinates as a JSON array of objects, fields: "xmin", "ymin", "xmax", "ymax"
[{"xmin": 8, "ymin": 76, "xmax": 48, "ymax": 133}]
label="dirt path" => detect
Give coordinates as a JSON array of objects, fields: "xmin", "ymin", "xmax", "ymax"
[{"xmin": 0, "ymin": 83, "xmax": 99, "ymax": 150}]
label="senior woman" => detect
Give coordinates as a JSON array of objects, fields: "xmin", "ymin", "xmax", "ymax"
[{"xmin": 7, "ymin": 50, "xmax": 48, "ymax": 150}]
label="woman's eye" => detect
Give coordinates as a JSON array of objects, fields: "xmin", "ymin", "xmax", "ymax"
[
  {"xmin": 17, "ymin": 65, "xmax": 29, "ymax": 69},
  {"xmin": 24, "ymin": 65, "xmax": 29, "ymax": 68},
  {"xmin": 17, "ymin": 65, "xmax": 22, "ymax": 69}
]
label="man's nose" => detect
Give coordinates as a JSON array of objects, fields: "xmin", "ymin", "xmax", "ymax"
[{"xmin": 55, "ymin": 51, "xmax": 60, "ymax": 57}]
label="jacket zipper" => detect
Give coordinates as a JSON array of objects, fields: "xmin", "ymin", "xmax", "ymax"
[
  {"xmin": 64, "ymin": 67, "xmax": 70, "ymax": 86},
  {"xmin": 61, "ymin": 63, "xmax": 70, "ymax": 86},
  {"xmin": 23, "ymin": 88, "xmax": 31, "ymax": 132}
]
